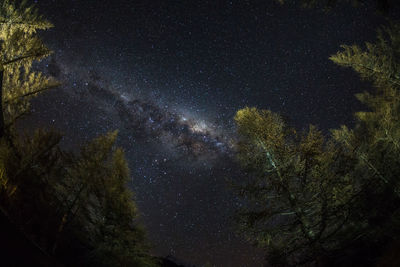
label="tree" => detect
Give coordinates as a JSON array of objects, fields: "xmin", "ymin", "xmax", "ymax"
[
  {"xmin": 233, "ymin": 23, "xmax": 400, "ymax": 266},
  {"xmin": 0, "ymin": 2, "xmax": 156, "ymax": 265},
  {"xmin": 54, "ymin": 131, "xmax": 157, "ymax": 267},
  {"xmin": 0, "ymin": 0, "xmax": 58, "ymax": 138},
  {"xmin": 0, "ymin": 130, "xmax": 158, "ymax": 266},
  {"xmin": 330, "ymin": 23, "xmax": 400, "ymax": 90},
  {"xmin": 330, "ymin": 23, "xmax": 400, "ymax": 197},
  {"xmin": 0, "ymin": 128, "xmax": 65, "ymax": 259},
  {"xmin": 233, "ymin": 108, "xmax": 356, "ymax": 265},
  {"xmin": 330, "ymin": 22, "xmax": 400, "ymax": 262}
]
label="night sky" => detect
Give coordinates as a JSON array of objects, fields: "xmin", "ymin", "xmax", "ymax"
[{"xmin": 21, "ymin": 0, "xmax": 398, "ymax": 266}]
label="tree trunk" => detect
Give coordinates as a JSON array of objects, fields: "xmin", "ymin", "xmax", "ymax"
[{"xmin": 0, "ymin": 70, "xmax": 4, "ymax": 139}]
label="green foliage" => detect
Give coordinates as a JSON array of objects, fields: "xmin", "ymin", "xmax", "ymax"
[
  {"xmin": 0, "ymin": 0, "xmax": 58, "ymax": 136},
  {"xmin": 0, "ymin": 130, "xmax": 157, "ymax": 266},
  {"xmin": 330, "ymin": 21, "xmax": 400, "ymax": 254},
  {"xmin": 234, "ymin": 108, "xmax": 358, "ymax": 265},
  {"xmin": 0, "ymin": 2, "xmax": 156, "ymax": 265},
  {"xmin": 58, "ymin": 131, "xmax": 156, "ymax": 266},
  {"xmin": 234, "ymin": 22, "xmax": 400, "ymax": 266},
  {"xmin": 0, "ymin": 0, "xmax": 53, "ymax": 32},
  {"xmin": 330, "ymin": 23, "xmax": 400, "ymax": 190},
  {"xmin": 330, "ymin": 23, "xmax": 400, "ymax": 90}
]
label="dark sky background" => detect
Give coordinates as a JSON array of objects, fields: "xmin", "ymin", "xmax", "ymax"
[{"xmin": 21, "ymin": 0, "xmax": 398, "ymax": 266}]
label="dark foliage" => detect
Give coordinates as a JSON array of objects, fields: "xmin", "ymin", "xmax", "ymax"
[
  {"xmin": 233, "ymin": 23, "xmax": 400, "ymax": 266},
  {"xmin": 0, "ymin": 1, "xmax": 157, "ymax": 266}
]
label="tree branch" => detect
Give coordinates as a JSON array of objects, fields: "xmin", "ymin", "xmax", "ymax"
[
  {"xmin": 4, "ymin": 83, "xmax": 59, "ymax": 104},
  {"xmin": 2, "ymin": 50, "xmax": 51, "ymax": 66}
]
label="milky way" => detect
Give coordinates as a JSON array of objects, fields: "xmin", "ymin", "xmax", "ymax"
[
  {"xmin": 30, "ymin": 52, "xmax": 264, "ymax": 267},
  {"xmin": 44, "ymin": 55, "xmax": 234, "ymax": 164}
]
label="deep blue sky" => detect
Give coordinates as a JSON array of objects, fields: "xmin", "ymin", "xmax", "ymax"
[{"xmin": 26, "ymin": 0, "xmax": 398, "ymax": 266}]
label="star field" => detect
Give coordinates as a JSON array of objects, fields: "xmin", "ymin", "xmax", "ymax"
[{"xmin": 23, "ymin": 0, "xmax": 399, "ymax": 266}]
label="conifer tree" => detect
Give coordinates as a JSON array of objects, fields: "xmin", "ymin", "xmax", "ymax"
[
  {"xmin": 233, "ymin": 22, "xmax": 400, "ymax": 266},
  {"xmin": 233, "ymin": 108, "xmax": 356, "ymax": 265},
  {"xmin": 0, "ymin": 0, "xmax": 58, "ymax": 138},
  {"xmin": 0, "ymin": 2, "xmax": 156, "ymax": 266},
  {"xmin": 0, "ymin": 128, "xmax": 64, "ymax": 256},
  {"xmin": 330, "ymin": 22, "xmax": 400, "ymax": 256},
  {"xmin": 330, "ymin": 23, "xmax": 400, "ymax": 90},
  {"xmin": 56, "ymin": 131, "xmax": 156, "ymax": 267}
]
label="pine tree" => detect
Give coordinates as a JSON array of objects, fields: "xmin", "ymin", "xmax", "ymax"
[
  {"xmin": 233, "ymin": 23, "xmax": 400, "ymax": 266},
  {"xmin": 0, "ymin": 129, "xmax": 157, "ymax": 266},
  {"xmin": 0, "ymin": 0, "xmax": 58, "ymax": 138},
  {"xmin": 330, "ymin": 23, "xmax": 400, "ymax": 90},
  {"xmin": 0, "ymin": 128, "xmax": 64, "ymax": 254},
  {"xmin": 56, "ymin": 131, "xmax": 156, "ymax": 266},
  {"xmin": 330, "ymin": 22, "xmax": 400, "ymax": 259},
  {"xmin": 0, "ymin": 2, "xmax": 156, "ymax": 265},
  {"xmin": 233, "ymin": 108, "xmax": 356, "ymax": 265},
  {"xmin": 330, "ymin": 22, "xmax": 400, "ymax": 201}
]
